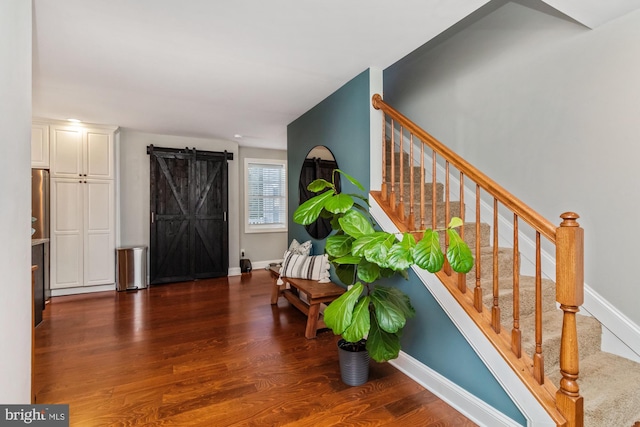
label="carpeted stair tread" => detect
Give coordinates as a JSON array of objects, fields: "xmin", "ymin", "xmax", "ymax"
[
  {"xmin": 567, "ymin": 351, "xmax": 640, "ymax": 427},
  {"xmin": 478, "ymin": 275, "xmax": 556, "ymax": 321}
]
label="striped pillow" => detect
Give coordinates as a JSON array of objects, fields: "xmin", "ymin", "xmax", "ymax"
[{"xmin": 279, "ymin": 250, "xmax": 330, "ymax": 283}]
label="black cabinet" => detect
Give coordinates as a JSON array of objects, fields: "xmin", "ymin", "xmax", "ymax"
[{"xmin": 31, "ymin": 243, "xmax": 45, "ymax": 326}]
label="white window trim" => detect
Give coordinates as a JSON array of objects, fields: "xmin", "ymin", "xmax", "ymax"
[{"xmin": 244, "ymin": 157, "xmax": 288, "ymax": 234}]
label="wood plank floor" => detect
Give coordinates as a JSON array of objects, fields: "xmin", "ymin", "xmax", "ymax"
[{"xmin": 34, "ymin": 269, "xmax": 478, "ymax": 426}]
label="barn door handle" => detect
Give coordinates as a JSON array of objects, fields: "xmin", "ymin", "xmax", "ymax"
[
  {"xmin": 151, "ymin": 212, "xmax": 155, "ymax": 224},
  {"xmin": 224, "ymin": 212, "xmax": 227, "ymax": 222}
]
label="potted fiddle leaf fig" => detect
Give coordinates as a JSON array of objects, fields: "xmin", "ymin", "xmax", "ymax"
[{"xmin": 293, "ymin": 169, "xmax": 474, "ymax": 385}]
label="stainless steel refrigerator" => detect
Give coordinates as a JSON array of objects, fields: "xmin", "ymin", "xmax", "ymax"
[
  {"xmin": 31, "ymin": 169, "xmax": 49, "ymax": 239},
  {"xmin": 31, "ymin": 169, "xmax": 50, "ymax": 320}
]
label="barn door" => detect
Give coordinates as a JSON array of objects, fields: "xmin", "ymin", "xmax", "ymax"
[{"xmin": 148, "ymin": 146, "xmax": 231, "ymax": 284}]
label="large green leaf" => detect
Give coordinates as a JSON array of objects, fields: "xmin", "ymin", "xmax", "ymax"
[
  {"xmin": 332, "ymin": 255, "xmax": 362, "ymax": 265},
  {"xmin": 336, "ymin": 169, "xmax": 365, "ymax": 191},
  {"xmin": 413, "ymin": 229, "xmax": 445, "ymax": 273},
  {"xmin": 351, "ymin": 232, "xmax": 391, "ymax": 257},
  {"xmin": 335, "ymin": 264, "xmax": 356, "ymax": 286},
  {"xmin": 307, "ymin": 178, "xmax": 333, "ymax": 193},
  {"xmin": 324, "ymin": 193, "xmax": 354, "ymax": 214},
  {"xmin": 341, "ymin": 296, "xmax": 371, "ymax": 342},
  {"xmin": 447, "ymin": 229, "xmax": 474, "ymax": 273},
  {"xmin": 372, "ymin": 286, "xmax": 416, "ymax": 319},
  {"xmin": 386, "ymin": 239, "xmax": 414, "ymax": 271},
  {"xmin": 357, "ymin": 260, "xmax": 380, "ymax": 283},
  {"xmin": 370, "ymin": 286, "xmax": 415, "ymax": 333},
  {"xmin": 365, "ymin": 243, "xmax": 390, "ymax": 269},
  {"xmin": 366, "ymin": 315, "xmax": 401, "ymax": 362},
  {"xmin": 324, "ymin": 283, "xmax": 363, "ymax": 335},
  {"xmin": 293, "ymin": 190, "xmax": 335, "ymax": 225},
  {"xmin": 325, "ymin": 235, "xmax": 353, "ymax": 258},
  {"xmin": 338, "ymin": 209, "xmax": 375, "ymax": 238}
]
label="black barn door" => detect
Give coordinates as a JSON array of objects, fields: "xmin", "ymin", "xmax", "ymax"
[{"xmin": 148, "ymin": 146, "xmax": 231, "ymax": 284}]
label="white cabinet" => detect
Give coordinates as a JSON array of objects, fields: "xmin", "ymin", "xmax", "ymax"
[
  {"xmin": 31, "ymin": 122, "xmax": 50, "ymax": 168},
  {"xmin": 51, "ymin": 178, "xmax": 115, "ymax": 289},
  {"xmin": 48, "ymin": 122, "xmax": 117, "ymax": 292},
  {"xmin": 50, "ymin": 125, "xmax": 115, "ymax": 180}
]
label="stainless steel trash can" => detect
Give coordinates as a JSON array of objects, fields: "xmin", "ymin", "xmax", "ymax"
[{"xmin": 116, "ymin": 246, "xmax": 148, "ymax": 291}]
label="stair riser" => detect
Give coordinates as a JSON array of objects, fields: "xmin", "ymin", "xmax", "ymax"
[
  {"xmin": 481, "ymin": 277, "xmax": 556, "ymax": 322},
  {"xmin": 401, "ymin": 201, "xmax": 463, "ymax": 228},
  {"xmin": 431, "ymin": 222, "xmax": 490, "ymax": 252},
  {"xmin": 465, "ymin": 247, "xmax": 515, "ymax": 281},
  {"xmin": 386, "ymin": 182, "xmax": 444, "ymax": 202}
]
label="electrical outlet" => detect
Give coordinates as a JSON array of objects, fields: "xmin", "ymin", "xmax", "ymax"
[{"xmin": 241, "ymin": 249, "xmax": 245, "ymax": 258}]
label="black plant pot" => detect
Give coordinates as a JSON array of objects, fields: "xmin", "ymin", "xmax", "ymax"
[{"xmin": 337, "ymin": 339, "xmax": 370, "ymax": 386}]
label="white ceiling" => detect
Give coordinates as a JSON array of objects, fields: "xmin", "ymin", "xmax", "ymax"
[{"xmin": 32, "ymin": 0, "xmax": 640, "ymax": 150}]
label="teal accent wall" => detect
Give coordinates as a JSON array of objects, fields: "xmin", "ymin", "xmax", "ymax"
[
  {"xmin": 287, "ymin": 69, "xmax": 371, "ymax": 255},
  {"xmin": 287, "ymin": 67, "xmax": 525, "ymax": 425},
  {"xmin": 382, "ymin": 270, "xmax": 526, "ymax": 424}
]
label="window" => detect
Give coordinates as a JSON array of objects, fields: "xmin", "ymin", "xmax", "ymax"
[{"xmin": 245, "ymin": 158, "xmax": 287, "ymax": 233}]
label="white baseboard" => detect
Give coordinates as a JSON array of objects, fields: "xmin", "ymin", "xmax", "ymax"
[
  {"xmin": 51, "ymin": 284, "xmax": 115, "ymax": 296},
  {"xmin": 228, "ymin": 267, "xmax": 241, "ymax": 276},
  {"xmin": 390, "ymin": 352, "xmax": 522, "ymax": 427},
  {"xmin": 584, "ymin": 286, "xmax": 640, "ymax": 362},
  {"xmin": 251, "ymin": 259, "xmax": 283, "ymax": 270}
]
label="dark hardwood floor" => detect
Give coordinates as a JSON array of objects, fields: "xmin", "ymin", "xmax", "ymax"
[{"xmin": 34, "ymin": 269, "xmax": 478, "ymax": 426}]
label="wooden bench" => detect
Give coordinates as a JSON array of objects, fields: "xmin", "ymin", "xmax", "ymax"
[{"xmin": 269, "ymin": 266, "xmax": 345, "ymax": 339}]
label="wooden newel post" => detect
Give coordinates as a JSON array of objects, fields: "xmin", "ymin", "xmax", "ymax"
[{"xmin": 555, "ymin": 212, "xmax": 584, "ymax": 427}]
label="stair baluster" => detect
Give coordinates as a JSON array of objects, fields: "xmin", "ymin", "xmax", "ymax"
[
  {"xmin": 458, "ymin": 173, "xmax": 466, "ymax": 293},
  {"xmin": 492, "ymin": 199, "xmax": 501, "ymax": 333},
  {"xmin": 420, "ymin": 141, "xmax": 425, "ymax": 230},
  {"xmin": 512, "ymin": 214, "xmax": 522, "ymax": 358},
  {"xmin": 474, "ymin": 184, "xmax": 483, "ymax": 312},
  {"xmin": 381, "ymin": 117, "xmax": 387, "ymax": 202},
  {"xmin": 397, "ymin": 127, "xmax": 405, "ymax": 221},
  {"xmin": 389, "ymin": 119, "xmax": 396, "ymax": 208},
  {"xmin": 534, "ymin": 233, "xmax": 545, "ymax": 383},
  {"xmin": 408, "ymin": 134, "xmax": 415, "ymax": 228}
]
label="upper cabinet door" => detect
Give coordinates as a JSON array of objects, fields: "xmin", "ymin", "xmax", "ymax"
[
  {"xmin": 50, "ymin": 124, "xmax": 114, "ymax": 179},
  {"xmin": 31, "ymin": 122, "xmax": 50, "ymax": 168},
  {"xmin": 85, "ymin": 129, "xmax": 113, "ymax": 179},
  {"xmin": 50, "ymin": 126, "xmax": 83, "ymax": 178}
]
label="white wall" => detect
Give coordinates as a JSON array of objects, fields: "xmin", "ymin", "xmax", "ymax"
[
  {"xmin": 0, "ymin": 0, "xmax": 32, "ymax": 403},
  {"xmin": 385, "ymin": 2, "xmax": 640, "ymax": 325},
  {"xmin": 118, "ymin": 129, "xmax": 240, "ymax": 275},
  {"xmin": 238, "ymin": 146, "xmax": 288, "ymax": 265}
]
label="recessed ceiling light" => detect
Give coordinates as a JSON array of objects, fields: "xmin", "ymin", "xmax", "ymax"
[
  {"xmin": 234, "ymin": 134, "xmax": 243, "ymax": 138},
  {"xmin": 67, "ymin": 118, "xmax": 82, "ymax": 123}
]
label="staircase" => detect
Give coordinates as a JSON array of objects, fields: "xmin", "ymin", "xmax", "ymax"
[{"xmin": 371, "ymin": 94, "xmax": 640, "ymax": 427}]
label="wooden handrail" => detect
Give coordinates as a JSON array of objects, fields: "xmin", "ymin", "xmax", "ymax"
[
  {"xmin": 372, "ymin": 94, "xmax": 584, "ymax": 427},
  {"xmin": 372, "ymin": 94, "xmax": 557, "ymax": 242}
]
